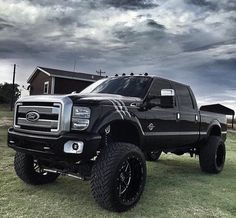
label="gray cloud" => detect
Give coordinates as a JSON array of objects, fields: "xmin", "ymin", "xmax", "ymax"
[
  {"xmin": 0, "ymin": 17, "xmax": 14, "ymax": 30},
  {"xmin": 103, "ymin": 0, "xmax": 158, "ymax": 10},
  {"xmin": 222, "ymin": 0, "xmax": 236, "ymax": 11},
  {"xmin": 146, "ymin": 19, "xmax": 165, "ymax": 29},
  {"xmin": 0, "ymin": 0, "xmax": 235, "ymax": 110},
  {"xmin": 186, "ymin": 0, "xmax": 218, "ymax": 10}
]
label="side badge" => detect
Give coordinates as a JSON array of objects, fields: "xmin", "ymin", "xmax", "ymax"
[
  {"xmin": 105, "ymin": 125, "xmax": 111, "ymax": 135},
  {"xmin": 147, "ymin": 123, "xmax": 155, "ymax": 131}
]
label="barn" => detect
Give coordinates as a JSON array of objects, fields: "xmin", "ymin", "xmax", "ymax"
[{"xmin": 27, "ymin": 67, "xmax": 103, "ymax": 95}]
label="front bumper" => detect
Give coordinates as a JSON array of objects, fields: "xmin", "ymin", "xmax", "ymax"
[{"xmin": 8, "ymin": 127, "xmax": 101, "ymax": 161}]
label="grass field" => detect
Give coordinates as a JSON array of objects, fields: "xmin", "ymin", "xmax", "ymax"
[
  {"xmin": 0, "ymin": 104, "xmax": 13, "ymax": 120},
  {"xmin": 0, "ymin": 104, "xmax": 13, "ymax": 130},
  {"xmin": 0, "ymin": 107, "xmax": 236, "ymax": 217}
]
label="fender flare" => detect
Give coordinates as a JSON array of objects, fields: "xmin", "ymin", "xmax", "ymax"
[
  {"xmin": 206, "ymin": 119, "xmax": 222, "ymax": 138},
  {"xmin": 91, "ymin": 110, "xmax": 144, "ymax": 145}
]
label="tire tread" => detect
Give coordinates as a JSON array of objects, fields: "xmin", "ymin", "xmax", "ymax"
[
  {"xmin": 91, "ymin": 142, "xmax": 146, "ymax": 212},
  {"xmin": 14, "ymin": 152, "xmax": 59, "ymax": 185},
  {"xmin": 199, "ymin": 136, "xmax": 225, "ymax": 174}
]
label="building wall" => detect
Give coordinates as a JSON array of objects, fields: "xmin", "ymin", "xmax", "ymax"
[
  {"xmin": 54, "ymin": 77, "xmax": 93, "ymax": 94},
  {"xmin": 30, "ymin": 71, "xmax": 52, "ymax": 95}
]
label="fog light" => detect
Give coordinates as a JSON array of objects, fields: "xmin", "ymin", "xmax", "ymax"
[
  {"xmin": 64, "ymin": 141, "xmax": 84, "ymax": 154},
  {"xmin": 72, "ymin": 143, "xmax": 79, "ymax": 150}
]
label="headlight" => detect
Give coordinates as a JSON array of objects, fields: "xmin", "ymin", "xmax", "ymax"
[
  {"xmin": 72, "ymin": 118, "xmax": 89, "ymax": 130},
  {"xmin": 71, "ymin": 106, "xmax": 90, "ymax": 130},
  {"xmin": 72, "ymin": 106, "xmax": 91, "ymax": 118}
]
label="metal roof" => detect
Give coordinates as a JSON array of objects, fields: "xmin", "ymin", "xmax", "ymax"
[
  {"xmin": 200, "ymin": 104, "xmax": 235, "ymax": 116},
  {"xmin": 200, "ymin": 104, "xmax": 235, "ymax": 128},
  {"xmin": 27, "ymin": 66, "xmax": 104, "ymax": 83}
]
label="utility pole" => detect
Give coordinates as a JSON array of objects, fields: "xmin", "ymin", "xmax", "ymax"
[
  {"xmin": 10, "ymin": 64, "xmax": 16, "ymax": 111},
  {"xmin": 232, "ymin": 114, "xmax": 235, "ymax": 129},
  {"xmin": 96, "ymin": 69, "xmax": 106, "ymax": 77},
  {"xmin": 73, "ymin": 56, "xmax": 77, "ymax": 72}
]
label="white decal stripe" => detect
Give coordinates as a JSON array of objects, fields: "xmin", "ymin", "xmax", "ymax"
[
  {"xmin": 145, "ymin": 131, "xmax": 200, "ymax": 136},
  {"xmin": 117, "ymin": 99, "xmax": 131, "ymax": 118},
  {"xmin": 113, "ymin": 99, "xmax": 126, "ymax": 115},
  {"xmin": 200, "ymin": 132, "xmax": 207, "ymax": 135},
  {"xmin": 108, "ymin": 100, "xmax": 124, "ymax": 119}
]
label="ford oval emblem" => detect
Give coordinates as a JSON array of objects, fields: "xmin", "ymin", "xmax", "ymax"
[{"xmin": 26, "ymin": 111, "xmax": 40, "ymax": 122}]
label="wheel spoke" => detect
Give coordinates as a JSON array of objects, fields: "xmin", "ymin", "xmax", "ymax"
[
  {"xmin": 33, "ymin": 160, "xmax": 46, "ymax": 174},
  {"xmin": 118, "ymin": 161, "xmax": 132, "ymax": 196},
  {"xmin": 34, "ymin": 165, "xmax": 40, "ymax": 171},
  {"xmin": 124, "ymin": 162, "xmax": 129, "ymax": 172}
]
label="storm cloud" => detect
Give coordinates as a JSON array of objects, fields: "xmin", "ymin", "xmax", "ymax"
[{"xmin": 0, "ymin": 0, "xmax": 235, "ymax": 110}]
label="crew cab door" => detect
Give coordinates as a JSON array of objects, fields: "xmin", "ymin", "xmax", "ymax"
[
  {"xmin": 172, "ymin": 83, "xmax": 200, "ymax": 146},
  {"xmin": 143, "ymin": 78, "xmax": 179, "ymax": 149}
]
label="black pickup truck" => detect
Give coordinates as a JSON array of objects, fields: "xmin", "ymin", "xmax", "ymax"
[{"xmin": 8, "ymin": 75, "xmax": 228, "ymax": 212}]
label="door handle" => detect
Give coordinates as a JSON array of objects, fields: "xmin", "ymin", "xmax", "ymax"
[{"xmin": 176, "ymin": 112, "xmax": 181, "ymax": 120}]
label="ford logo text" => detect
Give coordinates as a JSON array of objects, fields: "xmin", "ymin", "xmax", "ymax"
[{"xmin": 26, "ymin": 111, "xmax": 40, "ymax": 122}]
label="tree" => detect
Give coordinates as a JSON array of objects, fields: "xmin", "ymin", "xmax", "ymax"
[{"xmin": 0, "ymin": 83, "xmax": 21, "ymax": 104}]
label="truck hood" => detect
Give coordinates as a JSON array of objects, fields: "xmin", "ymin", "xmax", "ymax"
[
  {"xmin": 17, "ymin": 93, "xmax": 142, "ymax": 106},
  {"xmin": 67, "ymin": 93, "xmax": 142, "ymax": 105}
]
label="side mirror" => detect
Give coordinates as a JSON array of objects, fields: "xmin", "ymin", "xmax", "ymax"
[
  {"xmin": 161, "ymin": 89, "xmax": 175, "ymax": 96},
  {"xmin": 160, "ymin": 89, "xmax": 175, "ymax": 108},
  {"xmin": 147, "ymin": 89, "xmax": 175, "ymax": 109}
]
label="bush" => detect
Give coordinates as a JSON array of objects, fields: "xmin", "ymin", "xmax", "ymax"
[{"xmin": 0, "ymin": 83, "xmax": 20, "ymax": 104}]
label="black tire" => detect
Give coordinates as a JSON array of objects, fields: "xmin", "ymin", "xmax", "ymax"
[
  {"xmin": 91, "ymin": 142, "xmax": 146, "ymax": 212},
  {"xmin": 145, "ymin": 151, "xmax": 162, "ymax": 161},
  {"xmin": 14, "ymin": 152, "xmax": 59, "ymax": 185},
  {"xmin": 199, "ymin": 136, "xmax": 226, "ymax": 174}
]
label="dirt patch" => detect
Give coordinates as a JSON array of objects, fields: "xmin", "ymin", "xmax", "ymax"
[{"xmin": 0, "ymin": 117, "xmax": 13, "ymax": 127}]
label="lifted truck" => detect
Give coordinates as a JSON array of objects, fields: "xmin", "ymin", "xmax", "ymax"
[{"xmin": 8, "ymin": 75, "xmax": 229, "ymax": 212}]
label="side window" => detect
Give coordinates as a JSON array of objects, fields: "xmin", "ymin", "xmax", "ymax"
[
  {"xmin": 174, "ymin": 83, "xmax": 194, "ymax": 110},
  {"xmin": 148, "ymin": 78, "xmax": 174, "ymax": 107},
  {"xmin": 44, "ymin": 81, "xmax": 49, "ymax": 94},
  {"xmin": 149, "ymin": 78, "xmax": 172, "ymax": 96}
]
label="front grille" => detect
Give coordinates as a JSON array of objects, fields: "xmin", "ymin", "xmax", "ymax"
[{"xmin": 14, "ymin": 102, "xmax": 62, "ymax": 134}]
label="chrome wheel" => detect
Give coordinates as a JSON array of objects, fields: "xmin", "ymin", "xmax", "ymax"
[
  {"xmin": 215, "ymin": 143, "xmax": 225, "ymax": 169},
  {"xmin": 116, "ymin": 156, "xmax": 145, "ymax": 204},
  {"xmin": 118, "ymin": 161, "xmax": 131, "ymax": 195},
  {"xmin": 33, "ymin": 160, "xmax": 47, "ymax": 175}
]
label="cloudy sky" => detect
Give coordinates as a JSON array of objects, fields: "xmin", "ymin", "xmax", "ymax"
[{"xmin": 0, "ymin": 0, "xmax": 235, "ymax": 111}]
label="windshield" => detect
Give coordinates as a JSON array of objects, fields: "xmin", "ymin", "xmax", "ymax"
[{"xmin": 80, "ymin": 76, "xmax": 152, "ymax": 98}]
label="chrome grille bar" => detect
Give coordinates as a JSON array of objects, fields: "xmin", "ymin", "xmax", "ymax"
[
  {"xmin": 18, "ymin": 106, "xmax": 60, "ymax": 114},
  {"xmin": 15, "ymin": 102, "xmax": 61, "ymax": 134},
  {"xmin": 14, "ymin": 96, "xmax": 73, "ymax": 136},
  {"xmin": 17, "ymin": 118, "xmax": 58, "ymax": 129}
]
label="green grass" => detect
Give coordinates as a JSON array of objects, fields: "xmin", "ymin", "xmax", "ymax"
[
  {"xmin": 0, "ymin": 104, "xmax": 13, "ymax": 120},
  {"xmin": 0, "ymin": 115, "xmax": 236, "ymax": 217}
]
